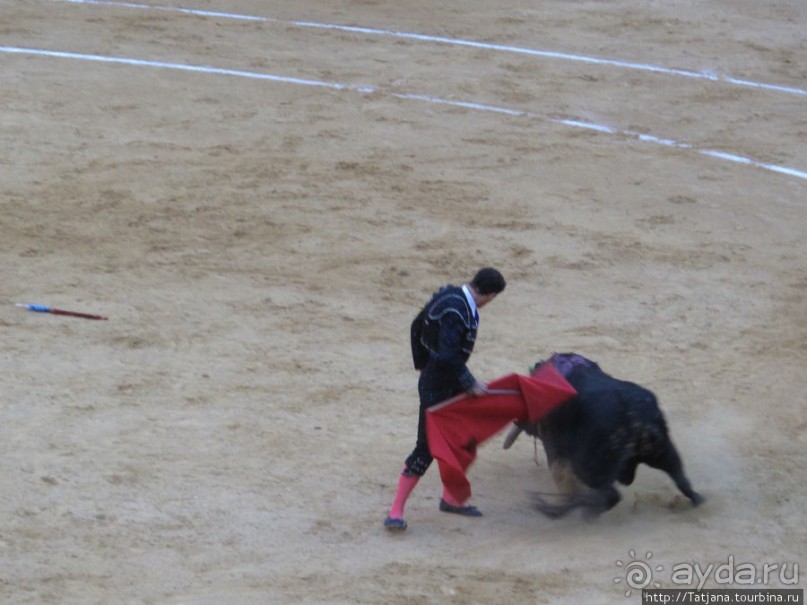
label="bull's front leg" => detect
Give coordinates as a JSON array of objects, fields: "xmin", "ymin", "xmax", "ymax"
[{"xmin": 584, "ymin": 485, "xmax": 622, "ymax": 518}]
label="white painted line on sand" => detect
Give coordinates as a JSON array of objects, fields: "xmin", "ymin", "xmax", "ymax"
[
  {"xmin": 3, "ymin": 45, "xmax": 805, "ymax": 181},
  {"xmin": 51, "ymin": 0, "xmax": 807, "ymax": 97}
]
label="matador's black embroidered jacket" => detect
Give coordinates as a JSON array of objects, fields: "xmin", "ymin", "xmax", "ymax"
[{"xmin": 410, "ymin": 285, "xmax": 478, "ymax": 392}]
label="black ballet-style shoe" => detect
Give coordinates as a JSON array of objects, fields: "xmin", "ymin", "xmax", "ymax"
[{"xmin": 439, "ymin": 499, "xmax": 483, "ymax": 517}]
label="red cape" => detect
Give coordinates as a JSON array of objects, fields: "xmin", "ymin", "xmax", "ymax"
[{"xmin": 425, "ymin": 364, "xmax": 577, "ymax": 504}]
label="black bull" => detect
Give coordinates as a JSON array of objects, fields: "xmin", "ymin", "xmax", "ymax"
[{"xmin": 504, "ymin": 353, "xmax": 704, "ymax": 517}]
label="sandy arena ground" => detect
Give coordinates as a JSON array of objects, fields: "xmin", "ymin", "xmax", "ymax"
[{"xmin": 1, "ymin": 1, "xmax": 805, "ymax": 603}]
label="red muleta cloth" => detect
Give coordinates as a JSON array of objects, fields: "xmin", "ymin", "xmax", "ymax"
[{"xmin": 425, "ymin": 364, "xmax": 577, "ymax": 505}]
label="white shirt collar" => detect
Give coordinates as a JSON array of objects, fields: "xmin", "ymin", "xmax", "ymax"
[{"xmin": 462, "ymin": 284, "xmax": 478, "ymax": 320}]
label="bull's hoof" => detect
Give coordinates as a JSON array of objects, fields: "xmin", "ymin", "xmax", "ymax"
[
  {"xmin": 581, "ymin": 506, "xmax": 606, "ymax": 521},
  {"xmin": 532, "ymin": 494, "xmax": 571, "ymax": 519},
  {"xmin": 690, "ymin": 493, "xmax": 705, "ymax": 507},
  {"xmin": 539, "ymin": 506, "xmax": 567, "ymax": 520}
]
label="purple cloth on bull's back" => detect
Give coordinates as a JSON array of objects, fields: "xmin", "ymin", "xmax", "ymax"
[{"xmin": 548, "ymin": 352, "xmax": 595, "ymax": 377}]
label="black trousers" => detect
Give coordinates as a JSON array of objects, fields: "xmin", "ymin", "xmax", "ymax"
[{"xmin": 403, "ymin": 362, "xmax": 464, "ymax": 476}]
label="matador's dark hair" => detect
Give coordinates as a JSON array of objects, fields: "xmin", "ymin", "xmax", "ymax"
[{"xmin": 471, "ymin": 267, "xmax": 506, "ymax": 295}]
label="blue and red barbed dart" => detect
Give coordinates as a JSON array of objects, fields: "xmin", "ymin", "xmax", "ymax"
[{"xmin": 16, "ymin": 303, "xmax": 108, "ymax": 321}]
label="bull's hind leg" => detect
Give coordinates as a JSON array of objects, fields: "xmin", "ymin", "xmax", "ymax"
[{"xmin": 645, "ymin": 441, "xmax": 704, "ymax": 506}]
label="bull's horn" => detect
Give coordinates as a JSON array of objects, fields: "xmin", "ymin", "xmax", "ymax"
[{"xmin": 502, "ymin": 423, "xmax": 524, "ymax": 450}]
